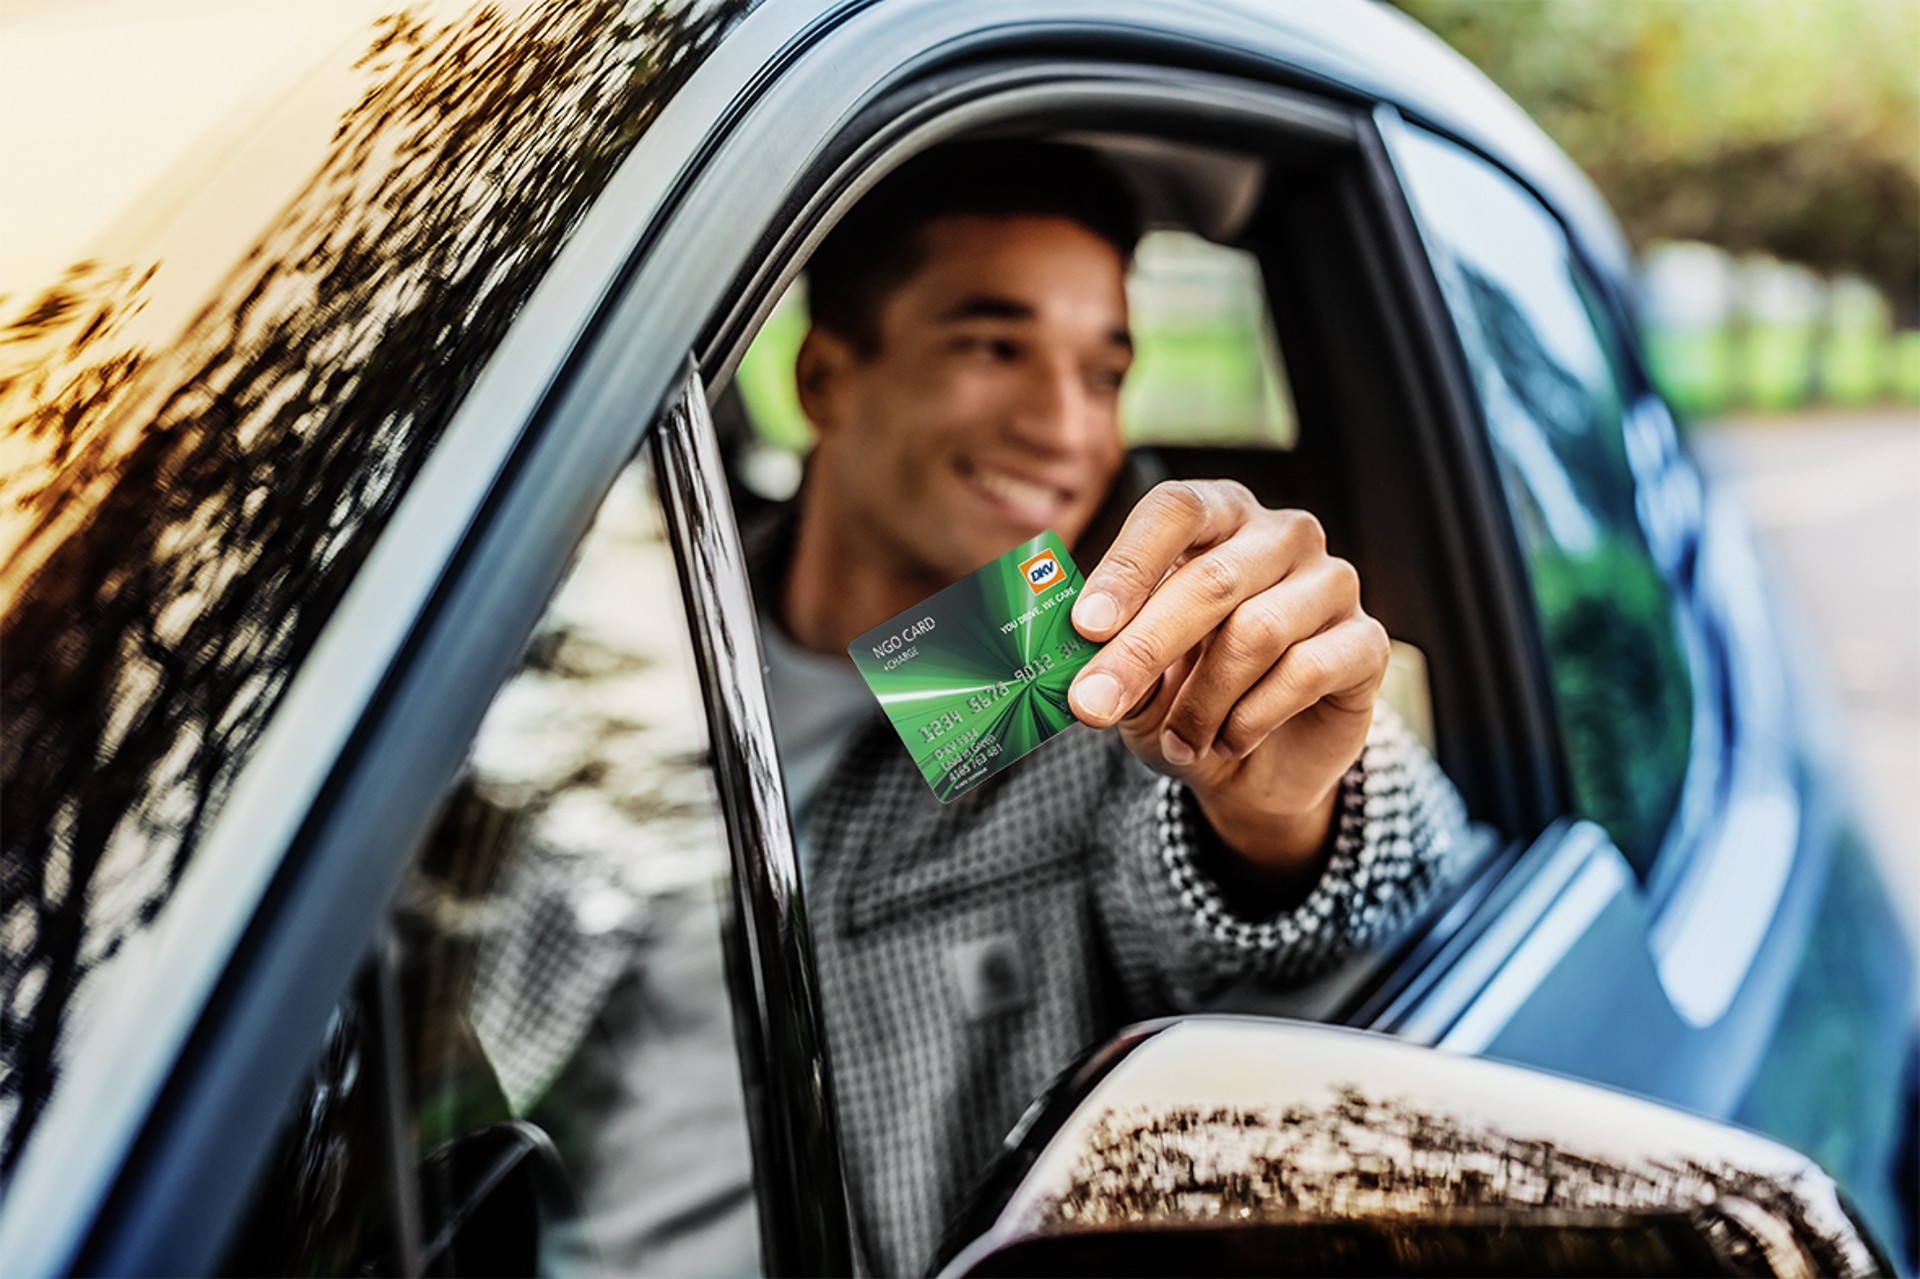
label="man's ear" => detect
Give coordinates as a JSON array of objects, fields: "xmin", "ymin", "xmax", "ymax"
[{"xmin": 795, "ymin": 325, "xmax": 856, "ymax": 436}]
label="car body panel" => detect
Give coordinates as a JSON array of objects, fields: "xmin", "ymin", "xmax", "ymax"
[{"xmin": 0, "ymin": 0, "xmax": 756, "ymax": 1266}]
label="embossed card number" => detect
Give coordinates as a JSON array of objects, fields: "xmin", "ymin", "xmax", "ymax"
[{"xmin": 848, "ymin": 531, "xmax": 1103, "ymax": 803}]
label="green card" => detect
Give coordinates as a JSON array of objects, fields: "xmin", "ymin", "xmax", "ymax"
[{"xmin": 848, "ymin": 531, "xmax": 1104, "ymax": 802}]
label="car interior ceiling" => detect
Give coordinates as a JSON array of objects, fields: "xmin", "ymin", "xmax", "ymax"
[{"xmin": 708, "ymin": 115, "xmax": 1511, "ymax": 847}]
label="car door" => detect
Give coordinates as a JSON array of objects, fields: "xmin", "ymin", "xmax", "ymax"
[{"xmin": 43, "ymin": 9, "xmax": 1612, "ymax": 1274}]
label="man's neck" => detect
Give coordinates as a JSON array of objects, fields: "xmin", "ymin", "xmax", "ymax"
[{"xmin": 780, "ymin": 497, "xmax": 950, "ymax": 659}]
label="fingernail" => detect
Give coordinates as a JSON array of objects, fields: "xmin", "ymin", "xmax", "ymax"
[
  {"xmin": 1160, "ymin": 730, "xmax": 1196, "ymax": 766},
  {"xmin": 1074, "ymin": 590, "xmax": 1117, "ymax": 634},
  {"xmin": 1071, "ymin": 671, "xmax": 1122, "ymax": 722}
]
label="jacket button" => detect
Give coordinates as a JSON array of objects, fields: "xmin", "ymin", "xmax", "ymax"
[{"xmin": 948, "ymin": 933, "xmax": 1028, "ymax": 1020}]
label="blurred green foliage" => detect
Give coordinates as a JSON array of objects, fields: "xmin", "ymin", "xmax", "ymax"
[
  {"xmin": 1649, "ymin": 324, "xmax": 1920, "ymax": 415},
  {"xmin": 1390, "ymin": 0, "xmax": 1920, "ymax": 325},
  {"xmin": 736, "ymin": 289, "xmax": 811, "ymax": 451}
]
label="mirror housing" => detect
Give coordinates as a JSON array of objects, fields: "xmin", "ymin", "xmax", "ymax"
[{"xmin": 936, "ymin": 1017, "xmax": 1891, "ymax": 1278}]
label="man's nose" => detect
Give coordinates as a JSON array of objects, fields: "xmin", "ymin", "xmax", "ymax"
[{"xmin": 1009, "ymin": 358, "xmax": 1099, "ymax": 455}]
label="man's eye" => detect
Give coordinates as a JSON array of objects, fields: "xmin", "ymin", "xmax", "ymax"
[{"xmin": 955, "ymin": 336, "xmax": 1022, "ymax": 361}]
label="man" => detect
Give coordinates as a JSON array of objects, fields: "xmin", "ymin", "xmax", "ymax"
[{"xmin": 750, "ymin": 140, "xmax": 1468, "ymax": 1274}]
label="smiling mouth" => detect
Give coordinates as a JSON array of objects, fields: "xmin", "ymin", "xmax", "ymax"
[{"xmin": 958, "ymin": 459, "xmax": 1071, "ymax": 525}]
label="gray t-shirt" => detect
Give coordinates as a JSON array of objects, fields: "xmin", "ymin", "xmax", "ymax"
[{"xmin": 757, "ymin": 614, "xmax": 872, "ymax": 871}]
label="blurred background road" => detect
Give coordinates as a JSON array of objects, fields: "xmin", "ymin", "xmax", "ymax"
[{"xmin": 1695, "ymin": 411, "xmax": 1920, "ymax": 937}]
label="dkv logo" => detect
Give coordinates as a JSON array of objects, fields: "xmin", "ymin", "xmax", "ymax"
[{"xmin": 1018, "ymin": 548, "xmax": 1065, "ymax": 595}]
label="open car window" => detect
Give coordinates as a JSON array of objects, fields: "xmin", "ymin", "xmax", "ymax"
[{"xmin": 727, "ymin": 217, "xmax": 1433, "ymax": 750}]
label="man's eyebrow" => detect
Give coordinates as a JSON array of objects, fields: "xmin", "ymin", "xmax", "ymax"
[
  {"xmin": 935, "ymin": 293, "xmax": 1134, "ymax": 352},
  {"xmin": 934, "ymin": 294, "xmax": 1036, "ymax": 324}
]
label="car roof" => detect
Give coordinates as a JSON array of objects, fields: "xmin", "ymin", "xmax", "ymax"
[{"xmin": 0, "ymin": 0, "xmax": 1628, "ymax": 327}]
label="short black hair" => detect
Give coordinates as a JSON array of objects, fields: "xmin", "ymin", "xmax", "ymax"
[{"xmin": 804, "ymin": 139, "xmax": 1142, "ymax": 356}]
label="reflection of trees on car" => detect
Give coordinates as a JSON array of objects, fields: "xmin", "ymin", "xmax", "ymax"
[
  {"xmin": 0, "ymin": 0, "xmax": 746, "ymax": 1177},
  {"xmin": 1532, "ymin": 539, "xmax": 1692, "ymax": 871},
  {"xmin": 1456, "ymin": 263, "xmax": 1693, "ymax": 875},
  {"xmin": 1459, "ymin": 265, "xmax": 1637, "ymax": 535}
]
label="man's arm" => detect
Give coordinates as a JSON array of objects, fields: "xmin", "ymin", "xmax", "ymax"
[{"xmin": 1093, "ymin": 698, "xmax": 1469, "ymax": 1009}]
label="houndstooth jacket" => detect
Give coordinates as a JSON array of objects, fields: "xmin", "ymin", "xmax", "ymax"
[{"xmin": 753, "ymin": 514, "xmax": 1474, "ymax": 1276}]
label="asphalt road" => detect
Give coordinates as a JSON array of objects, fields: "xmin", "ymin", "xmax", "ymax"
[{"xmin": 1690, "ymin": 409, "xmax": 1920, "ymax": 940}]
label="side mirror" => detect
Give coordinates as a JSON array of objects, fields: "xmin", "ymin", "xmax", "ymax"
[{"xmin": 936, "ymin": 1017, "xmax": 1892, "ymax": 1279}]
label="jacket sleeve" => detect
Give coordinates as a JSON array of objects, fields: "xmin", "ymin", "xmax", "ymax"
[{"xmin": 1093, "ymin": 700, "xmax": 1471, "ymax": 1011}]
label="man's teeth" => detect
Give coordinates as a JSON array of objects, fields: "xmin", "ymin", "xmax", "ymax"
[{"xmin": 972, "ymin": 467, "xmax": 1058, "ymax": 511}]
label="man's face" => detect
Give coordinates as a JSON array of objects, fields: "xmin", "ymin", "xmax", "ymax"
[{"xmin": 803, "ymin": 213, "xmax": 1133, "ymax": 582}]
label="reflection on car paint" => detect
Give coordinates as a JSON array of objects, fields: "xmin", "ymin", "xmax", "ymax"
[
  {"xmin": 1392, "ymin": 124, "xmax": 1695, "ymax": 876},
  {"xmin": 0, "ymin": 0, "xmax": 749, "ymax": 1176}
]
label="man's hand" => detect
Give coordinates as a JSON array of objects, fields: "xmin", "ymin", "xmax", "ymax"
[{"xmin": 1066, "ymin": 480, "xmax": 1389, "ymax": 885}]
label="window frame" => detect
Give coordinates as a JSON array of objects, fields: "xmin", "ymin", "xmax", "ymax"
[
  {"xmin": 1394, "ymin": 120, "xmax": 1700, "ymax": 878},
  {"xmin": 699, "ymin": 65, "xmax": 1566, "ymax": 829},
  {"xmin": 649, "ymin": 365, "xmax": 856, "ymax": 1273},
  {"xmin": 1358, "ymin": 109, "xmax": 1839, "ymax": 1122},
  {"xmin": 692, "ymin": 64, "xmax": 1587, "ymax": 1058}
]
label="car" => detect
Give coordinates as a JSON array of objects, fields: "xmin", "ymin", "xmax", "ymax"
[{"xmin": 0, "ymin": 0, "xmax": 1912, "ymax": 1274}]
